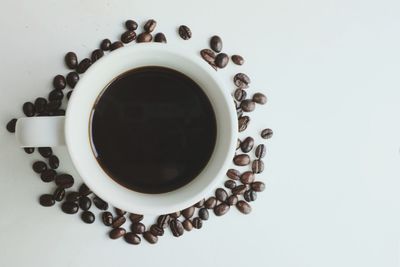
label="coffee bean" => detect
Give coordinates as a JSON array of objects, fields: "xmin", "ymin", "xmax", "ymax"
[
  {"xmin": 23, "ymin": 102, "xmax": 35, "ymax": 117},
  {"xmin": 32, "ymin": 161, "xmax": 47, "ymax": 173},
  {"xmin": 45, "ymin": 100, "xmax": 61, "ymax": 112},
  {"xmin": 78, "ymin": 183, "xmax": 91, "ymax": 196},
  {"xmin": 39, "ymin": 194, "xmax": 55, "ymax": 207},
  {"xmin": 102, "ymin": 212, "xmax": 113, "ymax": 226},
  {"xmin": 93, "ymin": 196, "xmax": 108, "ymax": 210},
  {"xmin": 66, "ymin": 192, "xmax": 80, "ymax": 202},
  {"xmin": 238, "ymin": 116, "xmax": 250, "ymax": 132},
  {"xmin": 224, "ymin": 180, "xmax": 236, "ymax": 189},
  {"xmin": 91, "ymin": 49, "xmax": 104, "ymax": 63},
  {"xmin": 47, "ymin": 155, "xmax": 59, "ymax": 169},
  {"xmin": 53, "ymin": 75, "xmax": 66, "ymax": 90},
  {"xmin": 61, "ymin": 201, "xmax": 79, "ymax": 214},
  {"xmin": 200, "ymin": 49, "xmax": 217, "ymax": 70},
  {"xmin": 204, "ymin": 197, "xmax": 217, "ymax": 209},
  {"xmin": 81, "ymin": 211, "xmax": 95, "ymax": 224},
  {"xmin": 181, "ymin": 206, "xmax": 195, "ymax": 219},
  {"xmin": 53, "ymin": 187, "xmax": 65, "ymax": 202},
  {"xmin": 231, "ymin": 55, "xmax": 244, "ymax": 65},
  {"xmin": 178, "ymin": 25, "xmax": 192, "ymax": 40},
  {"xmin": 66, "ymin": 91, "xmax": 72, "ymax": 100},
  {"xmin": 226, "ymin": 169, "xmax": 240, "ymax": 180},
  {"xmin": 169, "ymin": 219, "xmax": 184, "ymax": 237},
  {"xmin": 48, "ymin": 89, "xmax": 64, "ymax": 101},
  {"xmin": 55, "ymin": 174, "xmax": 74, "ymax": 189},
  {"xmin": 261, "ymin": 128, "xmax": 273, "ymax": 139},
  {"xmin": 79, "ymin": 196, "xmax": 92, "ymax": 211},
  {"xmin": 157, "ymin": 214, "xmax": 171, "ymax": 228},
  {"xmin": 236, "ymin": 139, "xmax": 241, "ymax": 150},
  {"xmin": 234, "ymin": 89, "xmax": 247, "ymax": 102},
  {"xmin": 232, "ymin": 184, "xmax": 247, "ymax": 195},
  {"xmin": 244, "ymin": 190, "xmax": 257, "ymax": 202},
  {"xmin": 125, "ymin": 20, "xmax": 138, "ymax": 31},
  {"xmin": 198, "ymin": 208, "xmax": 209, "ymax": 220},
  {"xmin": 252, "ymin": 92, "xmax": 267, "ymax": 105},
  {"xmin": 226, "ymin": 195, "xmax": 238, "ymax": 206},
  {"xmin": 112, "ymin": 216, "xmax": 126, "ymax": 228},
  {"xmin": 255, "ymin": 144, "xmax": 266, "ymax": 158},
  {"xmin": 124, "ymin": 232, "xmax": 141, "ymax": 245},
  {"xmin": 154, "ymin": 32, "xmax": 167, "ymax": 43},
  {"xmin": 150, "ymin": 224, "xmax": 164, "ymax": 236},
  {"xmin": 115, "ymin": 208, "xmax": 126, "ymax": 216},
  {"xmin": 251, "ymin": 181, "xmax": 266, "ymax": 192},
  {"xmin": 65, "ymin": 52, "xmax": 78, "ymax": 69},
  {"xmin": 210, "ymin": 35, "xmax": 222, "ymax": 52},
  {"xmin": 194, "ymin": 198, "xmax": 205, "ymax": 208},
  {"xmin": 182, "ymin": 219, "xmax": 193, "ymax": 231},
  {"xmin": 215, "ymin": 53, "xmax": 229, "ymax": 68},
  {"xmin": 240, "ymin": 137, "xmax": 254, "ymax": 153},
  {"xmin": 236, "ymin": 200, "xmax": 252, "ymax": 214},
  {"xmin": 252, "ymin": 159, "xmax": 264, "ymax": 174},
  {"xmin": 24, "ymin": 147, "xmax": 35, "ymax": 154},
  {"xmin": 131, "ymin": 222, "xmax": 146, "ymax": 234},
  {"xmin": 54, "ymin": 109, "xmax": 65, "ymax": 117},
  {"xmin": 169, "ymin": 211, "xmax": 181, "ymax": 218},
  {"xmin": 100, "ymin": 39, "xmax": 111, "ymax": 51},
  {"xmin": 121, "ymin": 30, "xmax": 136, "ymax": 43},
  {"xmin": 34, "ymin": 98, "xmax": 47, "ymax": 113},
  {"xmin": 129, "ymin": 213, "xmax": 144, "ymax": 223},
  {"xmin": 38, "ymin": 147, "xmax": 52, "ymax": 158},
  {"xmin": 234, "ymin": 73, "xmax": 251, "ymax": 89},
  {"xmin": 143, "ymin": 231, "xmax": 158, "ymax": 244},
  {"xmin": 214, "ymin": 203, "xmax": 230, "ymax": 216},
  {"xmin": 233, "ymin": 154, "xmax": 250, "ymax": 166},
  {"xmin": 215, "ymin": 188, "xmax": 228, "ymax": 202},
  {"xmin": 144, "ymin": 19, "xmax": 157, "ymax": 33},
  {"xmin": 40, "ymin": 169, "xmax": 56, "ymax": 183},
  {"xmin": 6, "ymin": 118, "xmax": 17, "ymax": 133},
  {"xmin": 137, "ymin": 32, "xmax": 152, "ymax": 43},
  {"xmin": 241, "ymin": 100, "xmax": 256, "ymax": 113},
  {"xmin": 240, "ymin": 171, "xmax": 255, "ymax": 184},
  {"xmin": 76, "ymin": 58, "xmax": 91, "ymax": 74},
  {"xmin": 109, "ymin": 228, "xmax": 126, "ymax": 239},
  {"xmin": 192, "ymin": 217, "xmax": 203, "ymax": 229}
]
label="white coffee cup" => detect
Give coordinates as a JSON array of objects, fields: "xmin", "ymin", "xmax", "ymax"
[{"xmin": 15, "ymin": 43, "xmax": 237, "ymax": 215}]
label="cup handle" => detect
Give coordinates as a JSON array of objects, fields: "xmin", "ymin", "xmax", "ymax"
[{"xmin": 15, "ymin": 116, "xmax": 65, "ymax": 147}]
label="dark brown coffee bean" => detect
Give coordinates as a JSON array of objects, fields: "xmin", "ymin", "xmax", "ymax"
[
  {"xmin": 109, "ymin": 228, "xmax": 126, "ymax": 239},
  {"xmin": 178, "ymin": 25, "xmax": 192, "ymax": 40},
  {"xmin": 66, "ymin": 192, "xmax": 80, "ymax": 202},
  {"xmin": 244, "ymin": 190, "xmax": 257, "ymax": 202},
  {"xmin": 137, "ymin": 32, "xmax": 152, "ymax": 43},
  {"xmin": 55, "ymin": 174, "xmax": 74, "ymax": 188},
  {"xmin": 234, "ymin": 73, "xmax": 251, "ymax": 89},
  {"xmin": 182, "ymin": 219, "xmax": 193, "ymax": 231},
  {"xmin": 40, "ymin": 169, "xmax": 56, "ymax": 183},
  {"xmin": 169, "ymin": 211, "xmax": 181, "ymax": 218},
  {"xmin": 150, "ymin": 224, "xmax": 164, "ymax": 236},
  {"xmin": 91, "ymin": 49, "xmax": 104, "ymax": 63},
  {"xmin": 45, "ymin": 100, "xmax": 62, "ymax": 112},
  {"xmin": 154, "ymin": 32, "xmax": 167, "ymax": 43},
  {"xmin": 198, "ymin": 208, "xmax": 209, "ymax": 220},
  {"xmin": 6, "ymin": 118, "xmax": 17, "ymax": 133},
  {"xmin": 131, "ymin": 222, "xmax": 146, "ymax": 234},
  {"xmin": 100, "ymin": 39, "xmax": 111, "ymax": 51},
  {"xmin": 236, "ymin": 138, "xmax": 241, "ymax": 150},
  {"xmin": 65, "ymin": 52, "xmax": 78, "ymax": 69},
  {"xmin": 231, "ymin": 55, "xmax": 244, "ymax": 65},
  {"xmin": 255, "ymin": 144, "xmax": 266, "ymax": 158},
  {"xmin": 157, "ymin": 214, "xmax": 171, "ymax": 228},
  {"xmin": 53, "ymin": 75, "xmax": 66, "ymax": 90},
  {"xmin": 124, "ymin": 232, "xmax": 141, "ymax": 245},
  {"xmin": 236, "ymin": 200, "xmax": 252, "ymax": 214},
  {"xmin": 23, "ymin": 102, "xmax": 35, "ymax": 117},
  {"xmin": 210, "ymin": 35, "xmax": 222, "ymax": 52},
  {"xmin": 53, "ymin": 187, "xmax": 65, "ymax": 202},
  {"xmin": 240, "ymin": 137, "xmax": 254, "ymax": 153},
  {"xmin": 194, "ymin": 198, "xmax": 205, "ymax": 208},
  {"xmin": 110, "ymin": 41, "xmax": 124, "ymax": 51},
  {"xmin": 81, "ymin": 211, "xmax": 95, "ymax": 224},
  {"xmin": 53, "ymin": 109, "xmax": 65, "ymax": 116},
  {"xmin": 38, "ymin": 147, "xmax": 52, "ymax": 158},
  {"xmin": 234, "ymin": 89, "xmax": 247, "ymax": 102},
  {"xmin": 102, "ymin": 211, "xmax": 113, "ymax": 226},
  {"xmin": 232, "ymin": 184, "xmax": 247, "ymax": 195},
  {"xmin": 34, "ymin": 98, "xmax": 47, "ymax": 113},
  {"xmin": 226, "ymin": 195, "xmax": 238, "ymax": 206},
  {"xmin": 215, "ymin": 53, "xmax": 229, "ymax": 68},
  {"xmin": 261, "ymin": 128, "xmax": 273, "ymax": 139},
  {"xmin": 32, "ymin": 161, "xmax": 47, "ymax": 173},
  {"xmin": 233, "ymin": 154, "xmax": 250, "ymax": 166},
  {"xmin": 224, "ymin": 180, "xmax": 236, "ymax": 189},
  {"xmin": 61, "ymin": 201, "xmax": 79, "ymax": 214},
  {"xmin": 181, "ymin": 206, "xmax": 195, "ymax": 219},
  {"xmin": 192, "ymin": 217, "xmax": 203, "ymax": 229},
  {"xmin": 170, "ymin": 219, "xmax": 184, "ymax": 237},
  {"xmin": 252, "ymin": 159, "xmax": 264, "ymax": 174},
  {"xmin": 143, "ymin": 231, "xmax": 158, "ymax": 244},
  {"xmin": 241, "ymin": 100, "xmax": 256, "ymax": 112},
  {"xmin": 214, "ymin": 203, "xmax": 230, "ymax": 216},
  {"xmin": 48, "ymin": 89, "xmax": 64, "ymax": 101},
  {"xmin": 226, "ymin": 169, "xmax": 240, "ymax": 180},
  {"xmin": 39, "ymin": 194, "xmax": 55, "ymax": 207},
  {"xmin": 47, "ymin": 155, "xmax": 59, "ymax": 169},
  {"xmin": 200, "ymin": 49, "xmax": 217, "ymax": 70},
  {"xmin": 112, "ymin": 216, "xmax": 126, "ymax": 228},
  {"xmin": 76, "ymin": 58, "xmax": 91, "ymax": 74},
  {"xmin": 204, "ymin": 197, "xmax": 217, "ymax": 209},
  {"xmin": 240, "ymin": 171, "xmax": 255, "ymax": 184},
  {"xmin": 121, "ymin": 30, "xmax": 136, "ymax": 43},
  {"xmin": 79, "ymin": 196, "xmax": 91, "ymax": 211},
  {"xmin": 115, "ymin": 208, "xmax": 126, "ymax": 216},
  {"xmin": 238, "ymin": 116, "xmax": 250, "ymax": 132},
  {"xmin": 129, "ymin": 213, "xmax": 144, "ymax": 223},
  {"xmin": 93, "ymin": 196, "xmax": 108, "ymax": 210},
  {"xmin": 78, "ymin": 183, "xmax": 91, "ymax": 196},
  {"xmin": 251, "ymin": 181, "xmax": 266, "ymax": 192},
  {"xmin": 252, "ymin": 92, "xmax": 267, "ymax": 105},
  {"xmin": 23, "ymin": 147, "xmax": 34, "ymax": 154},
  {"xmin": 144, "ymin": 19, "xmax": 157, "ymax": 33},
  {"xmin": 215, "ymin": 188, "xmax": 228, "ymax": 202},
  {"xmin": 125, "ymin": 20, "xmax": 138, "ymax": 30}
]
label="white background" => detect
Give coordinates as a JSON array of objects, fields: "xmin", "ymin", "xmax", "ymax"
[{"xmin": 0, "ymin": 0, "xmax": 399, "ymax": 266}]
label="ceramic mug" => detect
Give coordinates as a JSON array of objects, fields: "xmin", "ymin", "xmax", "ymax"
[{"xmin": 15, "ymin": 43, "xmax": 237, "ymax": 215}]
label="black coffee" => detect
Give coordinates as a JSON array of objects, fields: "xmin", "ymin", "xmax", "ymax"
[{"xmin": 90, "ymin": 66, "xmax": 217, "ymax": 194}]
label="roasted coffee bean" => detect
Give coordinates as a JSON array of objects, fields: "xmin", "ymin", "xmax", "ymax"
[
  {"xmin": 66, "ymin": 91, "xmax": 72, "ymax": 100},
  {"xmin": 137, "ymin": 32, "xmax": 152, "ymax": 43},
  {"xmin": 143, "ymin": 231, "xmax": 158, "ymax": 244},
  {"xmin": 48, "ymin": 155, "xmax": 59, "ymax": 169},
  {"xmin": 45, "ymin": 100, "xmax": 61, "ymax": 111},
  {"xmin": 129, "ymin": 213, "xmax": 143, "ymax": 223},
  {"xmin": 234, "ymin": 73, "xmax": 251, "ymax": 89},
  {"xmin": 253, "ymin": 92, "xmax": 267, "ymax": 105},
  {"xmin": 65, "ymin": 52, "xmax": 78, "ymax": 69},
  {"xmin": 215, "ymin": 53, "xmax": 229, "ymax": 68},
  {"xmin": 215, "ymin": 188, "xmax": 228, "ymax": 202},
  {"xmin": 121, "ymin": 30, "xmax": 136, "ymax": 43},
  {"xmin": 65, "ymin": 72, "xmax": 79, "ymax": 89},
  {"xmin": 154, "ymin": 32, "xmax": 167, "ymax": 43},
  {"xmin": 181, "ymin": 206, "xmax": 195, "ymax": 219},
  {"xmin": 226, "ymin": 169, "xmax": 240, "ymax": 180},
  {"xmin": 39, "ymin": 194, "xmax": 55, "ymax": 207},
  {"xmin": 232, "ymin": 184, "xmax": 247, "ymax": 195},
  {"xmin": 131, "ymin": 222, "xmax": 146, "ymax": 234},
  {"xmin": 226, "ymin": 194, "xmax": 238, "ymax": 206},
  {"xmin": 234, "ymin": 88, "xmax": 247, "ymax": 102},
  {"xmin": 169, "ymin": 219, "xmax": 184, "ymax": 237},
  {"xmin": 214, "ymin": 203, "xmax": 230, "ymax": 216},
  {"xmin": 125, "ymin": 20, "xmax": 138, "ymax": 31},
  {"xmin": 200, "ymin": 49, "xmax": 217, "ymax": 70},
  {"xmin": 53, "ymin": 109, "xmax": 65, "ymax": 116},
  {"xmin": 236, "ymin": 138, "xmax": 241, "ymax": 150},
  {"xmin": 48, "ymin": 90, "xmax": 64, "ymax": 101},
  {"xmin": 32, "ymin": 161, "xmax": 47, "ymax": 173},
  {"xmin": 93, "ymin": 196, "xmax": 108, "ymax": 210},
  {"xmin": 204, "ymin": 197, "xmax": 217, "ymax": 209},
  {"xmin": 194, "ymin": 198, "xmax": 205, "ymax": 208},
  {"xmin": 112, "ymin": 216, "xmax": 126, "ymax": 228},
  {"xmin": 261, "ymin": 128, "xmax": 273, "ymax": 139},
  {"xmin": 240, "ymin": 171, "xmax": 255, "ymax": 184},
  {"xmin": 102, "ymin": 212, "xmax": 113, "ymax": 226},
  {"xmin": 231, "ymin": 55, "xmax": 244, "ymax": 65},
  {"xmin": 150, "ymin": 224, "xmax": 164, "ymax": 236},
  {"xmin": 198, "ymin": 208, "xmax": 209, "ymax": 220},
  {"xmin": 169, "ymin": 211, "xmax": 181, "ymax": 218},
  {"xmin": 240, "ymin": 137, "xmax": 254, "ymax": 153},
  {"xmin": 192, "ymin": 217, "xmax": 203, "ymax": 229},
  {"xmin": 238, "ymin": 116, "xmax": 250, "ymax": 132},
  {"xmin": 81, "ymin": 211, "xmax": 95, "ymax": 224},
  {"xmin": 233, "ymin": 154, "xmax": 250, "ymax": 166},
  {"xmin": 65, "ymin": 192, "xmax": 80, "ymax": 202},
  {"xmin": 53, "ymin": 187, "xmax": 65, "ymax": 202},
  {"xmin": 244, "ymin": 190, "xmax": 257, "ymax": 202},
  {"xmin": 241, "ymin": 100, "xmax": 256, "ymax": 112},
  {"xmin": 252, "ymin": 159, "xmax": 264, "ymax": 174},
  {"xmin": 34, "ymin": 97, "xmax": 47, "ymax": 113},
  {"xmin": 78, "ymin": 183, "xmax": 91, "ymax": 196},
  {"xmin": 38, "ymin": 147, "xmax": 52, "ymax": 158},
  {"xmin": 224, "ymin": 180, "xmax": 236, "ymax": 189},
  {"xmin": 109, "ymin": 228, "xmax": 126, "ymax": 239},
  {"xmin": 23, "ymin": 102, "xmax": 35, "ymax": 117},
  {"xmin": 76, "ymin": 58, "xmax": 91, "ymax": 74},
  {"xmin": 144, "ymin": 19, "xmax": 157, "ymax": 33},
  {"xmin": 53, "ymin": 75, "xmax": 66, "ymax": 90},
  {"xmin": 6, "ymin": 118, "xmax": 17, "ymax": 133},
  {"xmin": 251, "ymin": 181, "xmax": 266, "ymax": 192},
  {"xmin": 91, "ymin": 49, "xmax": 104, "ymax": 63},
  {"xmin": 55, "ymin": 174, "xmax": 74, "ymax": 188},
  {"xmin": 182, "ymin": 219, "xmax": 193, "ymax": 231},
  {"xmin": 255, "ymin": 144, "xmax": 266, "ymax": 158},
  {"xmin": 210, "ymin": 35, "xmax": 222, "ymax": 52},
  {"xmin": 79, "ymin": 196, "xmax": 92, "ymax": 211},
  {"xmin": 124, "ymin": 232, "xmax": 141, "ymax": 245},
  {"xmin": 61, "ymin": 201, "xmax": 79, "ymax": 214},
  {"xmin": 236, "ymin": 200, "xmax": 252, "ymax": 214},
  {"xmin": 100, "ymin": 39, "xmax": 111, "ymax": 51},
  {"xmin": 115, "ymin": 208, "xmax": 126, "ymax": 216},
  {"xmin": 24, "ymin": 147, "xmax": 34, "ymax": 154},
  {"xmin": 40, "ymin": 169, "xmax": 56, "ymax": 183},
  {"xmin": 178, "ymin": 25, "xmax": 192, "ymax": 40},
  {"xmin": 157, "ymin": 214, "xmax": 170, "ymax": 228}
]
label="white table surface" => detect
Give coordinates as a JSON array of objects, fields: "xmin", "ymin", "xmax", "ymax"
[{"xmin": 1, "ymin": 0, "xmax": 400, "ymax": 266}]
